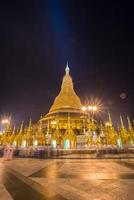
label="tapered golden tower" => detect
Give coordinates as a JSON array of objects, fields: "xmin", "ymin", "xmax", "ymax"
[
  {"xmin": 41, "ymin": 63, "xmax": 86, "ymax": 133},
  {"xmin": 48, "ymin": 63, "xmax": 82, "ymax": 115}
]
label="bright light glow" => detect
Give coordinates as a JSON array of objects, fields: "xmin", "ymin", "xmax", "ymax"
[
  {"xmin": 34, "ymin": 140, "xmax": 38, "ymax": 146},
  {"xmin": 83, "ymin": 105, "xmax": 98, "ymax": 111},
  {"xmin": 13, "ymin": 141, "xmax": 17, "ymax": 146},
  {"xmin": 81, "ymin": 106, "xmax": 87, "ymax": 111},
  {"xmin": 105, "ymin": 122, "xmax": 111, "ymax": 127},
  {"xmin": 22, "ymin": 140, "xmax": 26, "ymax": 147},
  {"xmin": 64, "ymin": 139, "xmax": 70, "ymax": 149},
  {"xmin": 92, "ymin": 106, "xmax": 97, "ymax": 111},
  {"xmin": 0, "ymin": 131, "xmax": 3, "ymax": 135},
  {"xmin": 93, "ymin": 131, "xmax": 97, "ymax": 141},
  {"xmin": 1, "ymin": 119, "xmax": 9, "ymax": 124},
  {"xmin": 51, "ymin": 121, "xmax": 57, "ymax": 125},
  {"xmin": 117, "ymin": 138, "xmax": 122, "ymax": 148},
  {"xmin": 52, "ymin": 140, "xmax": 57, "ymax": 148},
  {"xmin": 88, "ymin": 106, "xmax": 92, "ymax": 110},
  {"xmin": 85, "ymin": 97, "xmax": 103, "ymax": 115}
]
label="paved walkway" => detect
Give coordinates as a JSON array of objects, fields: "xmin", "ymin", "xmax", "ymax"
[
  {"xmin": 57, "ymin": 153, "xmax": 134, "ymax": 159},
  {"xmin": 0, "ymin": 160, "xmax": 13, "ymax": 200},
  {"xmin": 1, "ymin": 158, "xmax": 134, "ymax": 200}
]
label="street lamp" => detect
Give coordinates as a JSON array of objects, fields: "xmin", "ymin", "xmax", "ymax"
[
  {"xmin": 92, "ymin": 106, "xmax": 97, "ymax": 111},
  {"xmin": 87, "ymin": 106, "xmax": 98, "ymax": 111},
  {"xmin": 1, "ymin": 118, "xmax": 10, "ymax": 131},
  {"xmin": 82, "ymin": 105, "xmax": 98, "ymax": 113},
  {"xmin": 105, "ymin": 122, "xmax": 112, "ymax": 127},
  {"xmin": 82, "ymin": 104, "xmax": 98, "ymax": 120},
  {"xmin": 81, "ymin": 106, "xmax": 87, "ymax": 111},
  {"xmin": 88, "ymin": 106, "xmax": 92, "ymax": 111},
  {"xmin": 1, "ymin": 119, "xmax": 9, "ymax": 124},
  {"xmin": 82, "ymin": 105, "xmax": 98, "ymax": 121},
  {"xmin": 51, "ymin": 121, "xmax": 57, "ymax": 125}
]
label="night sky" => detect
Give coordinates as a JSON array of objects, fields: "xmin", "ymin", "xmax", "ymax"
[{"xmin": 0, "ymin": 0, "xmax": 134, "ymax": 125}]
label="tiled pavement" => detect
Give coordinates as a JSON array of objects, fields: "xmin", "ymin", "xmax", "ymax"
[
  {"xmin": 1, "ymin": 158, "xmax": 134, "ymax": 200},
  {"xmin": 0, "ymin": 161, "xmax": 13, "ymax": 200}
]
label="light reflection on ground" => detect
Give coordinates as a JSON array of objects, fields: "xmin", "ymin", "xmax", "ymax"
[{"xmin": 1, "ymin": 158, "xmax": 134, "ymax": 200}]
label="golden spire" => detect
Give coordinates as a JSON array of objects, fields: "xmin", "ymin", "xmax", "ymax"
[
  {"xmin": 100, "ymin": 122, "xmax": 104, "ymax": 136},
  {"xmin": 12, "ymin": 126, "xmax": 16, "ymax": 134},
  {"xmin": 65, "ymin": 62, "xmax": 70, "ymax": 74},
  {"xmin": 19, "ymin": 121, "xmax": 23, "ymax": 134},
  {"xmin": 108, "ymin": 112, "xmax": 112, "ymax": 126},
  {"xmin": 6, "ymin": 116, "xmax": 12, "ymax": 131},
  {"xmin": 61, "ymin": 62, "xmax": 73, "ymax": 90},
  {"xmin": 38, "ymin": 119, "xmax": 42, "ymax": 132},
  {"xmin": 48, "ymin": 63, "xmax": 82, "ymax": 114},
  {"xmin": 120, "ymin": 115, "xmax": 124, "ymax": 128},
  {"xmin": 27, "ymin": 119, "xmax": 32, "ymax": 134},
  {"xmin": 127, "ymin": 116, "xmax": 132, "ymax": 131}
]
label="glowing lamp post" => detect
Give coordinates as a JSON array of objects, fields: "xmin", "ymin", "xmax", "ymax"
[
  {"xmin": 87, "ymin": 106, "xmax": 97, "ymax": 112},
  {"xmin": 81, "ymin": 106, "xmax": 87, "ymax": 112},
  {"xmin": 1, "ymin": 118, "xmax": 10, "ymax": 132},
  {"xmin": 81, "ymin": 105, "xmax": 98, "ymax": 134},
  {"xmin": 1, "ymin": 119, "xmax": 9, "ymax": 124},
  {"xmin": 82, "ymin": 105, "xmax": 98, "ymax": 118},
  {"xmin": 105, "ymin": 122, "xmax": 112, "ymax": 127},
  {"xmin": 92, "ymin": 106, "xmax": 97, "ymax": 111}
]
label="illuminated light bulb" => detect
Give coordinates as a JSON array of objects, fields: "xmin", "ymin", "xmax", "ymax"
[
  {"xmin": 92, "ymin": 106, "xmax": 97, "ymax": 111},
  {"xmin": 88, "ymin": 106, "xmax": 92, "ymax": 110},
  {"xmin": 1, "ymin": 119, "xmax": 9, "ymax": 124},
  {"xmin": 81, "ymin": 106, "xmax": 87, "ymax": 111},
  {"xmin": 51, "ymin": 121, "xmax": 57, "ymax": 125},
  {"xmin": 105, "ymin": 122, "xmax": 111, "ymax": 127}
]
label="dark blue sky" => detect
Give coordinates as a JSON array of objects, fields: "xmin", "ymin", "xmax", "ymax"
[{"xmin": 0, "ymin": 0, "xmax": 134, "ymax": 125}]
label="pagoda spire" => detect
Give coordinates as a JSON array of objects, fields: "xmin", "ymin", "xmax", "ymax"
[
  {"xmin": 108, "ymin": 112, "xmax": 112, "ymax": 126},
  {"xmin": 65, "ymin": 62, "xmax": 70, "ymax": 74},
  {"xmin": 27, "ymin": 119, "xmax": 32, "ymax": 133},
  {"xmin": 127, "ymin": 116, "xmax": 132, "ymax": 131},
  {"xmin": 12, "ymin": 125, "xmax": 16, "ymax": 134},
  {"xmin": 38, "ymin": 119, "xmax": 42, "ymax": 132},
  {"xmin": 19, "ymin": 121, "xmax": 23, "ymax": 134},
  {"xmin": 120, "ymin": 115, "xmax": 124, "ymax": 128}
]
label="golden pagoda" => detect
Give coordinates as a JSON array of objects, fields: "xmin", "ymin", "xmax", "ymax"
[{"xmin": 41, "ymin": 63, "xmax": 87, "ymax": 135}]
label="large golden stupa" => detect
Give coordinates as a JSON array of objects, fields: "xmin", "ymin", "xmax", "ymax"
[{"xmin": 41, "ymin": 64, "xmax": 87, "ymax": 134}]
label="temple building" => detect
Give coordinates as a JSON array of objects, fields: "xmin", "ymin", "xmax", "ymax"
[
  {"xmin": 40, "ymin": 63, "xmax": 88, "ymax": 148},
  {"xmin": 40, "ymin": 64, "xmax": 87, "ymax": 132}
]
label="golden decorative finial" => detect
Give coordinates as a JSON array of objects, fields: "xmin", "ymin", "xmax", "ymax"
[
  {"xmin": 27, "ymin": 118, "xmax": 32, "ymax": 133},
  {"xmin": 38, "ymin": 120, "xmax": 42, "ymax": 132},
  {"xmin": 100, "ymin": 122, "xmax": 103, "ymax": 132},
  {"xmin": 127, "ymin": 116, "xmax": 132, "ymax": 131},
  {"xmin": 108, "ymin": 112, "xmax": 112, "ymax": 125},
  {"xmin": 65, "ymin": 62, "xmax": 70, "ymax": 74},
  {"xmin": 19, "ymin": 121, "xmax": 24, "ymax": 134},
  {"xmin": 13, "ymin": 126, "xmax": 16, "ymax": 134},
  {"xmin": 120, "ymin": 115, "xmax": 124, "ymax": 128}
]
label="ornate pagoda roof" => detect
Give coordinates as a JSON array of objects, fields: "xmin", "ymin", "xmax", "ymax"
[{"xmin": 47, "ymin": 63, "xmax": 82, "ymax": 116}]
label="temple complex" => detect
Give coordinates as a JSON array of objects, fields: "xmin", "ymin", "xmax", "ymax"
[{"xmin": 0, "ymin": 64, "xmax": 134, "ymax": 149}]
